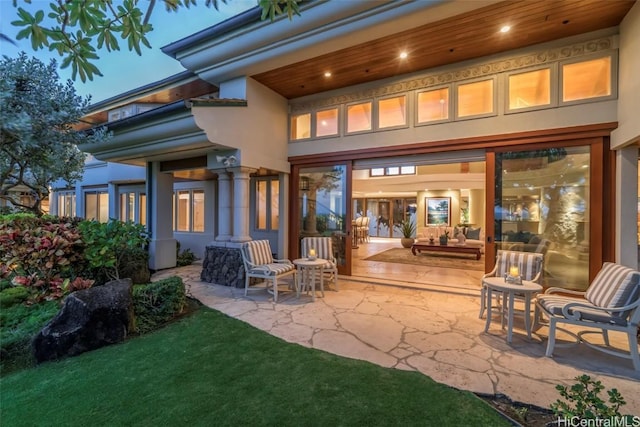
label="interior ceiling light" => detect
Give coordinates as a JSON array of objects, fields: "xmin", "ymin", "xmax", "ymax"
[
  {"xmin": 324, "ymin": 71, "xmax": 331, "ymax": 77},
  {"xmin": 399, "ymin": 51, "xmax": 408, "ymax": 59},
  {"xmin": 500, "ymin": 25, "xmax": 511, "ymax": 33}
]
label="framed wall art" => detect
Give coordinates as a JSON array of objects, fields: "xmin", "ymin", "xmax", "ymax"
[{"xmin": 425, "ymin": 197, "xmax": 451, "ymax": 226}]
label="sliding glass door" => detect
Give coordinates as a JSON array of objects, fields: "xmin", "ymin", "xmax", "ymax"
[
  {"xmin": 295, "ymin": 164, "xmax": 350, "ymax": 275},
  {"xmin": 493, "ymin": 146, "xmax": 591, "ymax": 290}
]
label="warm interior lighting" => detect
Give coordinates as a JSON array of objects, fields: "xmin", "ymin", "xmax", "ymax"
[
  {"xmin": 324, "ymin": 72, "xmax": 331, "ymax": 77},
  {"xmin": 399, "ymin": 52, "xmax": 408, "ymax": 59},
  {"xmin": 500, "ymin": 25, "xmax": 511, "ymax": 33}
]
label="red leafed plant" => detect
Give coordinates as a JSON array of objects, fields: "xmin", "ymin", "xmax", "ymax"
[{"xmin": 0, "ymin": 215, "xmax": 91, "ymax": 301}]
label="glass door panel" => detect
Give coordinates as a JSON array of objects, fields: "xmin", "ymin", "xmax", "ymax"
[
  {"xmin": 495, "ymin": 146, "xmax": 590, "ymax": 290},
  {"xmin": 298, "ymin": 165, "xmax": 349, "ymax": 274}
]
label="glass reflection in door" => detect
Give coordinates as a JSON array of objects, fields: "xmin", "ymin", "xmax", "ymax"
[
  {"xmin": 495, "ymin": 146, "xmax": 590, "ymax": 290},
  {"xmin": 298, "ymin": 165, "xmax": 347, "ymax": 271}
]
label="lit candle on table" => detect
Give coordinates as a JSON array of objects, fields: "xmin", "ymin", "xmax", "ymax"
[
  {"xmin": 509, "ymin": 265, "xmax": 519, "ymax": 277},
  {"xmin": 309, "ymin": 248, "xmax": 316, "ymax": 258}
]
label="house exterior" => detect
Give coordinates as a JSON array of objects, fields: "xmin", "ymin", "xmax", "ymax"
[{"xmin": 54, "ymin": 0, "xmax": 640, "ymax": 290}]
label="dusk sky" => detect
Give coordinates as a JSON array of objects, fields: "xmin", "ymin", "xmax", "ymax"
[{"xmin": 0, "ymin": 0, "xmax": 255, "ymax": 103}]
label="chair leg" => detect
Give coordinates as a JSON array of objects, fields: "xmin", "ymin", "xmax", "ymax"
[
  {"xmin": 627, "ymin": 329, "xmax": 640, "ymax": 371},
  {"xmin": 272, "ymin": 277, "xmax": 278, "ymax": 303},
  {"xmin": 479, "ymin": 286, "xmax": 486, "ymax": 318},
  {"xmin": 545, "ymin": 318, "xmax": 557, "ymax": 357},
  {"xmin": 602, "ymin": 330, "xmax": 610, "ymax": 347},
  {"xmin": 333, "ymin": 269, "xmax": 339, "ymax": 291},
  {"xmin": 245, "ymin": 275, "xmax": 250, "ymax": 297}
]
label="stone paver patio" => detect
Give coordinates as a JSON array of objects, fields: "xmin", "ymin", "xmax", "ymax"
[{"xmin": 153, "ymin": 265, "xmax": 640, "ymax": 414}]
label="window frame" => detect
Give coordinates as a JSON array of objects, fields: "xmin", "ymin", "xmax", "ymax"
[
  {"xmin": 289, "ymin": 112, "xmax": 312, "ymax": 141},
  {"xmin": 255, "ymin": 176, "xmax": 280, "ymax": 231},
  {"xmin": 504, "ymin": 64, "xmax": 557, "ymax": 114},
  {"xmin": 558, "ymin": 52, "xmax": 617, "ymax": 107},
  {"xmin": 314, "ymin": 106, "xmax": 341, "ymax": 139},
  {"xmin": 345, "ymin": 100, "xmax": 374, "ymax": 135},
  {"xmin": 57, "ymin": 190, "xmax": 76, "ymax": 217},
  {"xmin": 173, "ymin": 188, "xmax": 205, "ymax": 233},
  {"xmin": 415, "ymin": 85, "xmax": 452, "ymax": 126},
  {"xmin": 454, "ymin": 76, "xmax": 498, "ymax": 121},
  {"xmin": 83, "ymin": 188, "xmax": 109, "ymax": 223},
  {"xmin": 375, "ymin": 94, "xmax": 409, "ymax": 131}
]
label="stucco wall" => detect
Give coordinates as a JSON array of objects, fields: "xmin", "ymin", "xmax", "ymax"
[
  {"xmin": 192, "ymin": 78, "xmax": 290, "ymax": 173},
  {"xmin": 612, "ymin": 1, "xmax": 640, "ymax": 149}
]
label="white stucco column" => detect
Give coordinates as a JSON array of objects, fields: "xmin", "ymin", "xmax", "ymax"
[
  {"xmin": 215, "ymin": 172, "xmax": 232, "ymax": 241},
  {"xmin": 230, "ymin": 167, "xmax": 256, "ymax": 243},
  {"xmin": 616, "ymin": 146, "xmax": 638, "ymax": 268},
  {"xmin": 146, "ymin": 161, "xmax": 176, "ymax": 270}
]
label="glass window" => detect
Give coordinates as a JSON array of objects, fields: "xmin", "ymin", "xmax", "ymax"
[
  {"xmin": 176, "ymin": 191, "xmax": 190, "ymax": 232},
  {"xmin": 193, "ymin": 190, "xmax": 204, "ymax": 232},
  {"xmin": 417, "ymin": 88, "xmax": 449, "ymax": 123},
  {"xmin": 347, "ymin": 102, "xmax": 372, "ymax": 133},
  {"xmin": 290, "ymin": 113, "xmax": 311, "ymax": 140},
  {"xmin": 57, "ymin": 192, "xmax": 75, "ymax": 217},
  {"xmin": 457, "ymin": 79, "xmax": 494, "ymax": 118},
  {"xmin": 85, "ymin": 191, "xmax": 108, "ymax": 222},
  {"xmin": 386, "ymin": 167, "xmax": 400, "ymax": 176},
  {"xmin": 256, "ymin": 180, "xmax": 267, "ymax": 230},
  {"xmin": 370, "ymin": 168, "xmax": 385, "ymax": 177},
  {"xmin": 508, "ymin": 68, "xmax": 551, "ymax": 110},
  {"xmin": 316, "ymin": 108, "xmax": 338, "ymax": 137},
  {"xmin": 119, "ymin": 193, "xmax": 135, "ymax": 222},
  {"xmin": 378, "ymin": 96, "xmax": 406, "ymax": 129},
  {"xmin": 139, "ymin": 193, "xmax": 146, "ymax": 226},
  {"xmin": 562, "ymin": 56, "xmax": 612, "ymax": 102},
  {"xmin": 255, "ymin": 178, "xmax": 280, "ymax": 231},
  {"xmin": 400, "ymin": 166, "xmax": 416, "ymax": 175},
  {"xmin": 270, "ymin": 181, "xmax": 279, "ymax": 231}
]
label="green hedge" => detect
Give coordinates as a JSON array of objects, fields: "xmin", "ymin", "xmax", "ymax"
[{"xmin": 133, "ymin": 277, "xmax": 186, "ymax": 334}]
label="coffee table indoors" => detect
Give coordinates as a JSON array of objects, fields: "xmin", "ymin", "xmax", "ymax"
[{"xmin": 411, "ymin": 242, "xmax": 482, "ymax": 260}]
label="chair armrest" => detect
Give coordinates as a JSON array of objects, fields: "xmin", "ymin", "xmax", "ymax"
[
  {"xmin": 544, "ymin": 287, "xmax": 586, "ymax": 296},
  {"xmin": 274, "ymin": 258, "xmax": 293, "ymax": 265},
  {"xmin": 561, "ymin": 299, "xmax": 640, "ymax": 321},
  {"xmin": 481, "ymin": 265, "xmax": 498, "ymax": 280}
]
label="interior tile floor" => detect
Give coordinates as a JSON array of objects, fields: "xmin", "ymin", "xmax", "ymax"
[{"xmin": 152, "ymin": 240, "xmax": 640, "ymax": 414}]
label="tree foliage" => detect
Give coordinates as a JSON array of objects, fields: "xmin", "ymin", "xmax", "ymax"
[
  {"xmin": 0, "ymin": 53, "xmax": 109, "ymax": 215},
  {"xmin": 9, "ymin": 0, "xmax": 302, "ymax": 82}
]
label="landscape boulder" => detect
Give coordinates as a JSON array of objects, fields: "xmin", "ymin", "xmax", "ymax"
[{"xmin": 32, "ymin": 279, "xmax": 134, "ymax": 363}]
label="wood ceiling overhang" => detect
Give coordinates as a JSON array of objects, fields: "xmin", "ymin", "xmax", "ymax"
[{"xmin": 252, "ymin": 0, "xmax": 635, "ymax": 100}]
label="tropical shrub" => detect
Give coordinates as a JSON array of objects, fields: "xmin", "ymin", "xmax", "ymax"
[
  {"xmin": 78, "ymin": 220, "xmax": 149, "ymax": 283},
  {"xmin": 551, "ymin": 374, "xmax": 632, "ymax": 419},
  {"xmin": 176, "ymin": 241, "xmax": 198, "ymax": 267},
  {"xmin": 132, "ymin": 276, "xmax": 186, "ymax": 334},
  {"xmin": 0, "ymin": 214, "xmax": 88, "ymax": 300}
]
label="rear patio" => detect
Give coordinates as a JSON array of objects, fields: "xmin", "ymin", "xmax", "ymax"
[{"xmin": 152, "ymin": 263, "xmax": 640, "ymax": 415}]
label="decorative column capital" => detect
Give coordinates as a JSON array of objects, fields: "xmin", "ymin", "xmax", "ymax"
[{"xmin": 227, "ymin": 166, "xmax": 257, "ymax": 178}]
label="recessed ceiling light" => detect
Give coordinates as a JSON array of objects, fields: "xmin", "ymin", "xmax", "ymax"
[
  {"xmin": 324, "ymin": 71, "xmax": 332, "ymax": 77},
  {"xmin": 500, "ymin": 25, "xmax": 511, "ymax": 33},
  {"xmin": 399, "ymin": 51, "xmax": 408, "ymax": 59}
]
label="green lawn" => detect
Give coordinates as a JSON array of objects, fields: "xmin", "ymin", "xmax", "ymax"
[{"xmin": 1, "ymin": 306, "xmax": 508, "ymax": 426}]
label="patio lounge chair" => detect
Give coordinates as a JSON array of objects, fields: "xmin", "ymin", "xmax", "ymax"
[
  {"xmin": 479, "ymin": 250, "xmax": 544, "ymax": 319},
  {"xmin": 241, "ymin": 240, "xmax": 296, "ymax": 303},
  {"xmin": 535, "ymin": 262, "xmax": 640, "ymax": 371},
  {"xmin": 300, "ymin": 236, "xmax": 339, "ymax": 291}
]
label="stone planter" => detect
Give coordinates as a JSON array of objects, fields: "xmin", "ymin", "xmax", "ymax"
[{"xmin": 439, "ymin": 236, "xmax": 449, "ymax": 245}]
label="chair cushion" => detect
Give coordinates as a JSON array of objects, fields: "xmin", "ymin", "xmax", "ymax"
[
  {"xmin": 585, "ymin": 263, "xmax": 640, "ymax": 318},
  {"xmin": 301, "ymin": 237, "xmax": 333, "ymax": 260},
  {"xmin": 537, "ymin": 294, "xmax": 628, "ymax": 326},
  {"xmin": 495, "ymin": 250, "xmax": 543, "ymax": 281},
  {"xmin": 244, "ymin": 240, "xmax": 274, "ymax": 266},
  {"xmin": 249, "ymin": 262, "xmax": 295, "ymax": 277}
]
